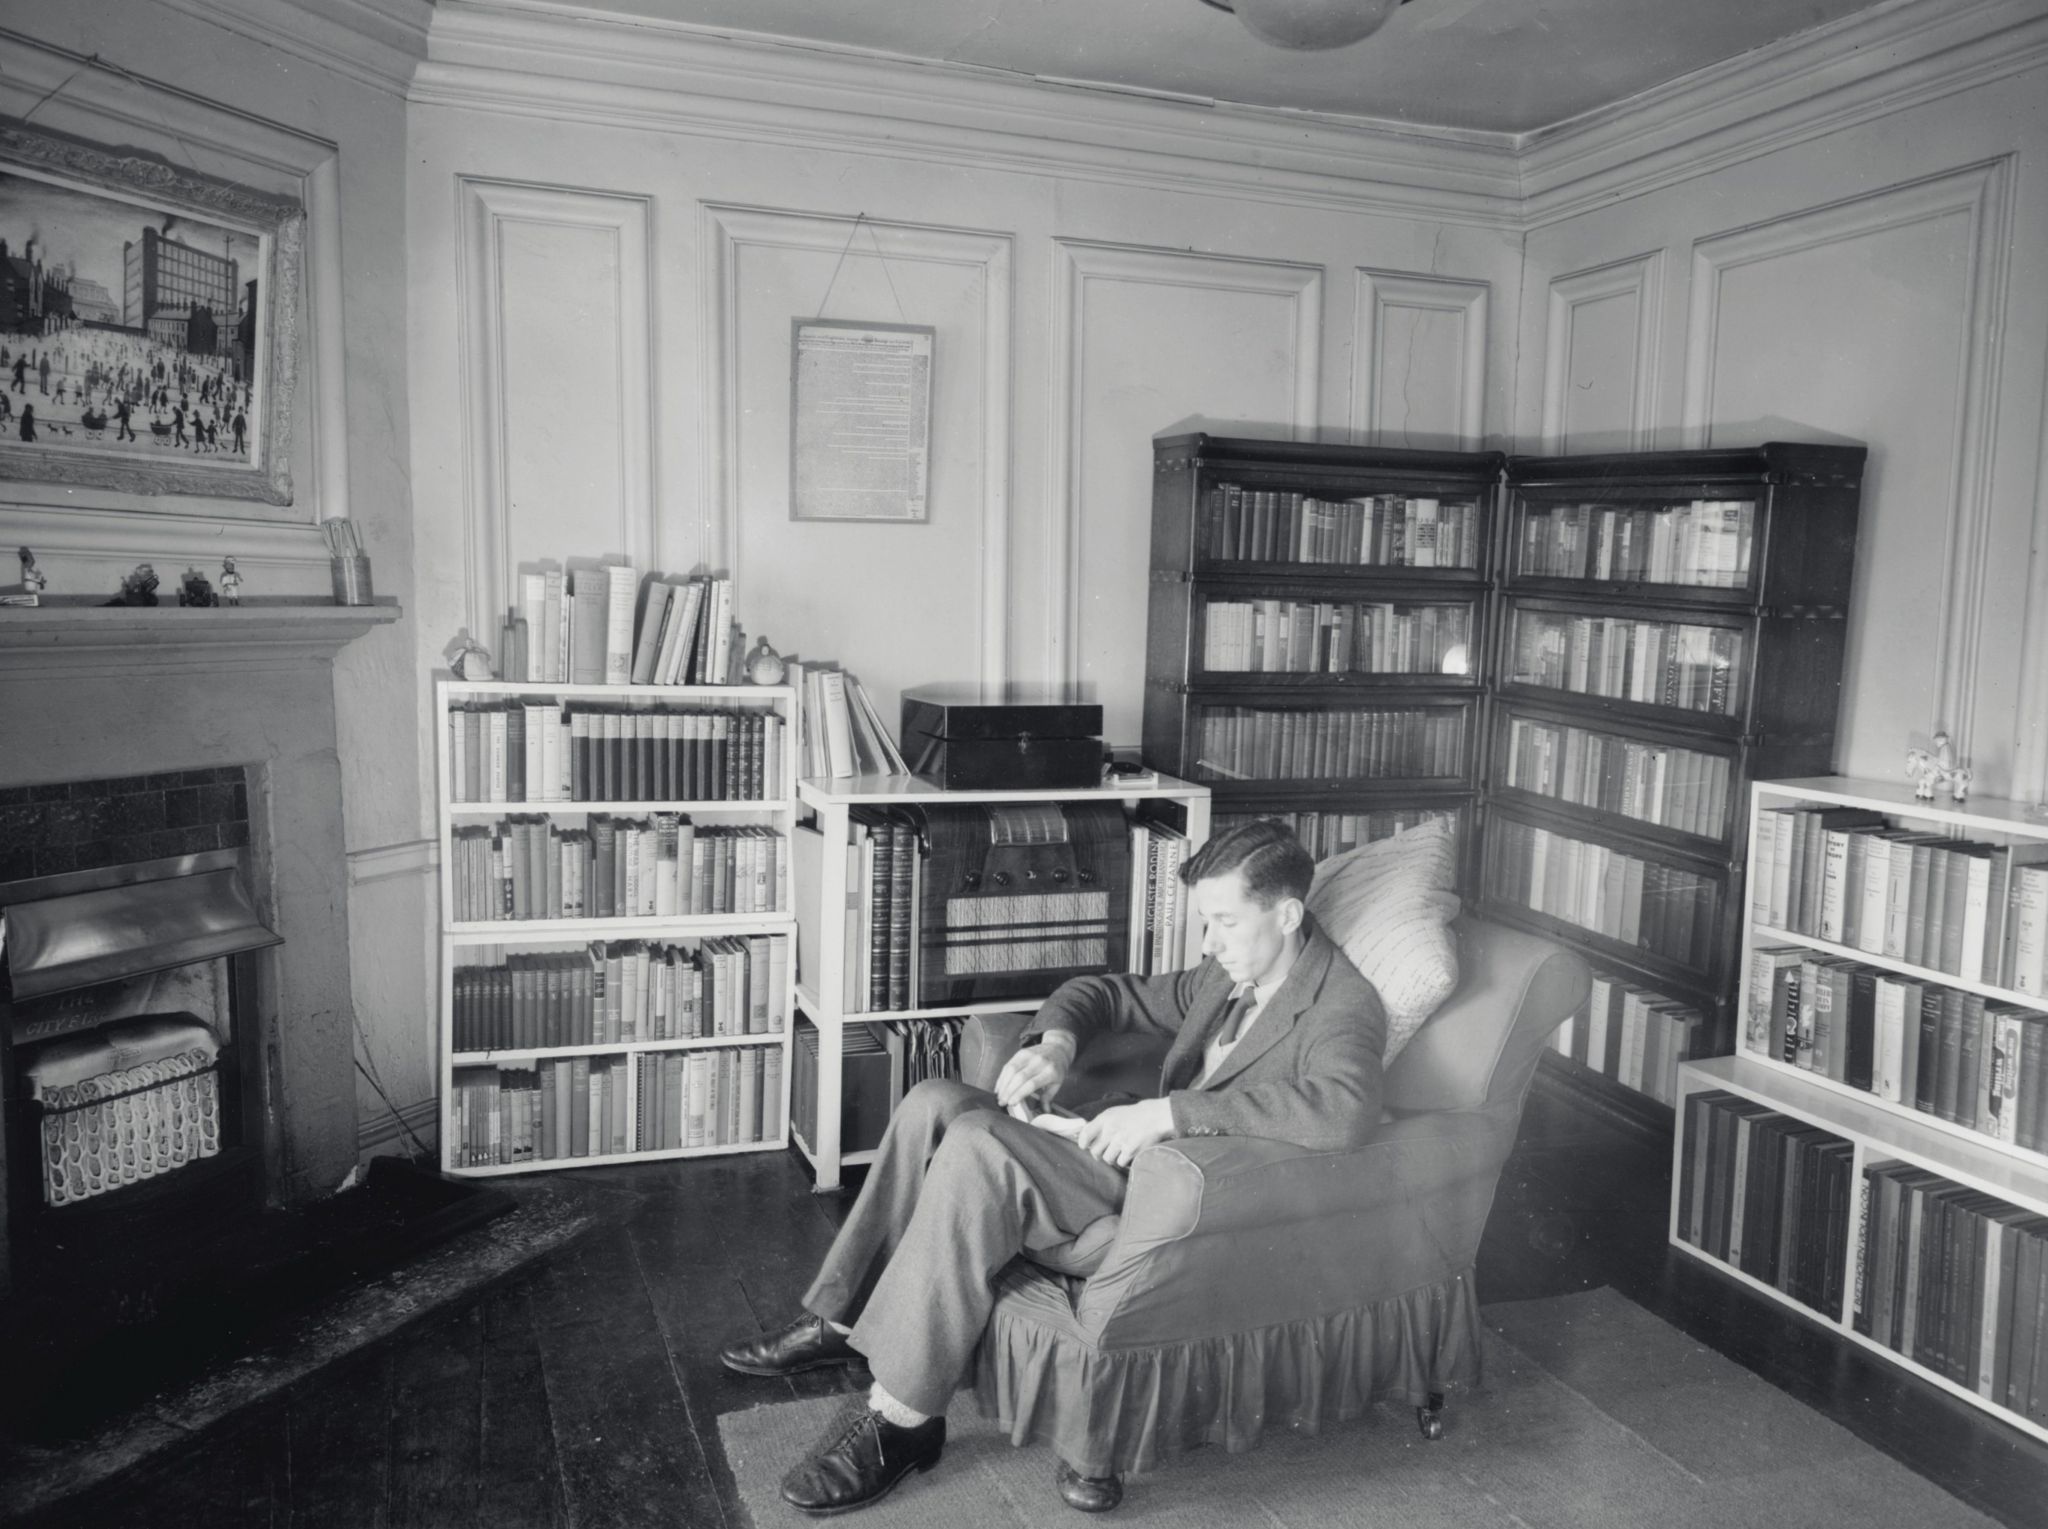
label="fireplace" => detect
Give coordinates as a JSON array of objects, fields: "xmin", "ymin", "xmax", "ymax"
[
  {"xmin": 0, "ymin": 599, "xmax": 398, "ymax": 1296},
  {"xmin": 1, "ymin": 839, "xmax": 284, "ymax": 1275}
]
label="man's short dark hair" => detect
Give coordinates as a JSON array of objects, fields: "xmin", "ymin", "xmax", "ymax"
[{"xmin": 1179, "ymin": 819, "xmax": 1314, "ymax": 908}]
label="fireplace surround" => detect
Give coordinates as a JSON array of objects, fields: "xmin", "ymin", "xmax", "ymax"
[{"xmin": 0, "ymin": 598, "xmax": 398, "ymax": 1295}]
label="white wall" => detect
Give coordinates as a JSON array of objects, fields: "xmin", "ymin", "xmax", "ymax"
[{"xmin": 1514, "ymin": 45, "xmax": 2048, "ymax": 803}]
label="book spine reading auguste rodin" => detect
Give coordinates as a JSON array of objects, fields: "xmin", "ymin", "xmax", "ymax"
[
  {"xmin": 448, "ymin": 702, "xmax": 782, "ymax": 804},
  {"xmin": 1200, "ymin": 598, "xmax": 1473, "ymax": 675},
  {"xmin": 449, "ymin": 818, "xmax": 787, "ymax": 922},
  {"xmin": 1201, "ymin": 486, "xmax": 1480, "ymax": 569},
  {"xmin": 1674, "ymin": 1090, "xmax": 1855, "ymax": 1319},
  {"xmin": 451, "ymin": 932, "xmax": 790, "ymax": 1052},
  {"xmin": 449, "ymin": 1045, "xmax": 783, "ymax": 1166},
  {"xmin": 1548, "ymin": 966, "xmax": 1707, "ymax": 1105},
  {"xmin": 512, "ymin": 565, "xmax": 740, "ymax": 688},
  {"xmin": 1193, "ymin": 706, "xmax": 1463, "ymax": 784}
]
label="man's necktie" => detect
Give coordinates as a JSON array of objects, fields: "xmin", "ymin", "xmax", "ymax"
[{"xmin": 1215, "ymin": 988, "xmax": 1256, "ymax": 1046}]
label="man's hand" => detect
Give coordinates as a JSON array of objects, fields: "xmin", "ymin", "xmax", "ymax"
[
  {"xmin": 1076, "ymin": 1098, "xmax": 1176, "ymax": 1169},
  {"xmin": 995, "ymin": 1037, "xmax": 1073, "ymax": 1113}
]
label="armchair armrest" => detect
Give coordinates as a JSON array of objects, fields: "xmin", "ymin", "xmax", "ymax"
[{"xmin": 1074, "ymin": 1109, "xmax": 1521, "ymax": 1345}]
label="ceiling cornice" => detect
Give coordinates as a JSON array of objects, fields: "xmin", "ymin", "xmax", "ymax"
[
  {"xmin": 1518, "ymin": 0, "xmax": 2048, "ymax": 226},
  {"xmin": 413, "ymin": 1, "xmax": 1526, "ymax": 228},
  {"xmin": 159, "ymin": 0, "xmax": 432, "ymax": 100}
]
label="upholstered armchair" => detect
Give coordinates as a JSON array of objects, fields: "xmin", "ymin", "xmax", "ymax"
[{"xmin": 957, "ymin": 914, "xmax": 1591, "ymax": 1479}]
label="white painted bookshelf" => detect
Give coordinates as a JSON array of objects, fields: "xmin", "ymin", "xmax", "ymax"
[
  {"xmin": 433, "ymin": 678, "xmax": 797, "ymax": 1176},
  {"xmin": 1669, "ymin": 775, "xmax": 2048, "ymax": 1443},
  {"xmin": 792, "ymin": 771, "xmax": 1211, "ymax": 1192}
]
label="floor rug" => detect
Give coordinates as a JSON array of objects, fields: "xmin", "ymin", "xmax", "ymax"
[{"xmin": 718, "ymin": 1285, "xmax": 1997, "ymax": 1528}]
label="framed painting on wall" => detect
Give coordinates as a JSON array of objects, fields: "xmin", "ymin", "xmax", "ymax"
[
  {"xmin": 0, "ymin": 118, "xmax": 302, "ymax": 506},
  {"xmin": 789, "ymin": 318, "xmax": 933, "ymax": 522}
]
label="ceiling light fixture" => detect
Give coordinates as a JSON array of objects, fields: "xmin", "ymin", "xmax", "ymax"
[{"xmin": 1198, "ymin": 0, "xmax": 1408, "ymax": 52}]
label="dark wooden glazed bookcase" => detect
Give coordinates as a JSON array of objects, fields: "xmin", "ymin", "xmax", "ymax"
[
  {"xmin": 1145, "ymin": 434, "xmax": 1499, "ymax": 882},
  {"xmin": 1144, "ymin": 432, "xmax": 1865, "ymax": 1127}
]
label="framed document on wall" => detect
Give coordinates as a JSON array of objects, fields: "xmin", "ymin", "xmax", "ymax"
[{"xmin": 790, "ymin": 319, "xmax": 933, "ymax": 522}]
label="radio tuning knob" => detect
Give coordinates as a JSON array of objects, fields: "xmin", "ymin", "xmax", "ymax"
[
  {"xmin": 993, "ymin": 871, "xmax": 1011, "ymax": 887},
  {"xmin": 963, "ymin": 872, "xmax": 980, "ymax": 888},
  {"xmin": 1051, "ymin": 867, "xmax": 1069, "ymax": 883},
  {"xmin": 1077, "ymin": 869, "xmax": 1094, "ymax": 884}
]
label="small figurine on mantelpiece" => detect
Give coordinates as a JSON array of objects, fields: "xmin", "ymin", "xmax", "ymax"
[
  {"xmin": 106, "ymin": 563, "xmax": 160, "ymax": 607},
  {"xmin": 177, "ymin": 566, "xmax": 217, "ymax": 607},
  {"xmin": 219, "ymin": 556, "xmax": 243, "ymax": 606},
  {"xmin": 1, "ymin": 546, "xmax": 44, "ymax": 606},
  {"xmin": 1906, "ymin": 730, "xmax": 1972, "ymax": 803}
]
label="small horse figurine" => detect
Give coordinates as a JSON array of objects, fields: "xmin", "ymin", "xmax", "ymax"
[{"xmin": 1906, "ymin": 731, "xmax": 1971, "ymax": 803}]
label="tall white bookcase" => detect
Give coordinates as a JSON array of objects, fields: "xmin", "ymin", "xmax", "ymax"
[
  {"xmin": 1671, "ymin": 775, "xmax": 2048, "ymax": 1443},
  {"xmin": 792, "ymin": 772, "xmax": 1211, "ymax": 1192},
  {"xmin": 433, "ymin": 679, "xmax": 797, "ymax": 1176}
]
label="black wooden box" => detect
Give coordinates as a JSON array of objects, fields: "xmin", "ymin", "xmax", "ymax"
[{"xmin": 900, "ymin": 684, "xmax": 1104, "ymax": 790}]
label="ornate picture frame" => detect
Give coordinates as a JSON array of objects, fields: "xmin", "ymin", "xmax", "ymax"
[{"xmin": 0, "ymin": 118, "xmax": 302, "ymax": 506}]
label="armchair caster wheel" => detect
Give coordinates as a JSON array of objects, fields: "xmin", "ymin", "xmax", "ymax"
[{"xmin": 1417, "ymin": 1392, "xmax": 1446, "ymax": 1440}]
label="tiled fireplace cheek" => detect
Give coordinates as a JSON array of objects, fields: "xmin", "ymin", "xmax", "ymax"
[{"xmin": 0, "ymin": 768, "xmax": 251, "ymax": 883}]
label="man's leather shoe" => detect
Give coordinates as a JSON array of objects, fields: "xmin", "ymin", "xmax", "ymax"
[
  {"xmin": 1056, "ymin": 1459, "xmax": 1123, "ymax": 1512},
  {"xmin": 720, "ymin": 1313, "xmax": 864, "ymax": 1378},
  {"xmin": 779, "ymin": 1403, "xmax": 945, "ymax": 1515}
]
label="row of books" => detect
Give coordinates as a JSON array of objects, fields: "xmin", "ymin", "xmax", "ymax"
[
  {"xmin": 449, "ymin": 934, "xmax": 791, "ymax": 1052},
  {"xmin": 1856, "ymin": 1161, "xmax": 2048, "ymax": 1420},
  {"xmin": 448, "ymin": 1045, "xmax": 781, "ymax": 1166},
  {"xmin": 846, "ymin": 809, "xmax": 918, "ymax": 1012},
  {"xmin": 1744, "ymin": 949, "xmax": 2048, "ymax": 1151},
  {"xmin": 446, "ymin": 703, "xmax": 782, "ymax": 804},
  {"xmin": 1550, "ymin": 970, "xmax": 1706, "ymax": 1105},
  {"xmin": 504, "ymin": 564, "xmax": 739, "ymax": 687},
  {"xmin": 1214, "ymin": 807, "xmax": 1457, "ymax": 863},
  {"xmin": 1502, "ymin": 715, "xmax": 1731, "ymax": 840},
  {"xmin": 447, "ymin": 819, "xmax": 786, "ymax": 922},
  {"xmin": 1129, "ymin": 820, "xmax": 1192, "ymax": 976},
  {"xmin": 1193, "ymin": 706, "xmax": 1465, "ymax": 784},
  {"xmin": 790, "ymin": 660, "xmax": 906, "ymax": 780},
  {"xmin": 1509, "ymin": 613, "xmax": 1741, "ymax": 717},
  {"xmin": 1201, "ymin": 599, "xmax": 1472, "ymax": 676},
  {"xmin": 1516, "ymin": 499, "xmax": 1757, "ymax": 588},
  {"xmin": 1752, "ymin": 805, "xmax": 2048, "ymax": 990},
  {"xmin": 1203, "ymin": 485, "xmax": 1481, "ymax": 569},
  {"xmin": 1487, "ymin": 819, "xmax": 1719, "ymax": 970},
  {"xmin": 1676, "ymin": 1092, "xmax": 1853, "ymax": 1317}
]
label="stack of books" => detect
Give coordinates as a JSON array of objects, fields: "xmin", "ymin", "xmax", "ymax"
[
  {"xmin": 1517, "ymin": 499, "xmax": 1756, "ymax": 587},
  {"xmin": 1745, "ymin": 948, "xmax": 2047, "ymax": 1150},
  {"xmin": 502, "ymin": 562, "xmax": 739, "ymax": 686},
  {"xmin": 450, "ymin": 934, "xmax": 790, "ymax": 1051},
  {"xmin": 447, "ymin": 702, "xmax": 781, "ymax": 803},
  {"xmin": 1510, "ymin": 612, "xmax": 1740, "ymax": 715},
  {"xmin": 1194, "ymin": 706, "xmax": 1464, "ymax": 783},
  {"xmin": 1488, "ymin": 818, "xmax": 1718, "ymax": 969},
  {"xmin": 787, "ymin": 659, "xmax": 906, "ymax": 779},
  {"xmin": 1201, "ymin": 598, "xmax": 1472, "ymax": 675},
  {"xmin": 1753, "ymin": 807, "xmax": 2048, "ymax": 990},
  {"xmin": 1856, "ymin": 1164, "xmax": 2048, "ymax": 1414},
  {"xmin": 1203, "ymin": 485, "xmax": 1481, "ymax": 568},
  {"xmin": 1128, "ymin": 819, "xmax": 1191, "ymax": 976},
  {"xmin": 1503, "ymin": 715, "xmax": 1730, "ymax": 839},
  {"xmin": 447, "ymin": 816, "xmax": 786, "ymax": 921},
  {"xmin": 1676, "ymin": 1090, "xmax": 1854, "ymax": 1316},
  {"xmin": 1551, "ymin": 969, "xmax": 1706, "ymax": 1103}
]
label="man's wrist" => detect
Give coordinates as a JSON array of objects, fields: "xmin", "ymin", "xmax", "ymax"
[{"xmin": 1037, "ymin": 1030, "xmax": 1078, "ymax": 1064}]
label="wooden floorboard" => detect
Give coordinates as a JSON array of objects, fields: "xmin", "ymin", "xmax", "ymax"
[
  {"xmin": 386, "ymin": 1304, "xmax": 484, "ymax": 1529},
  {"xmin": 524, "ymin": 1222, "xmax": 728, "ymax": 1529},
  {"xmin": 283, "ymin": 1346, "xmax": 395, "ymax": 1529},
  {"xmin": 477, "ymin": 1278, "xmax": 568, "ymax": 1529}
]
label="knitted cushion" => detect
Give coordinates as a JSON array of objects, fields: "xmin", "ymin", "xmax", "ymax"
[{"xmin": 1305, "ymin": 820, "xmax": 1461, "ymax": 1061}]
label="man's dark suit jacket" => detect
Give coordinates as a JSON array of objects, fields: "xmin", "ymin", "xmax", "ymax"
[{"xmin": 1026, "ymin": 914, "xmax": 1387, "ymax": 1154}]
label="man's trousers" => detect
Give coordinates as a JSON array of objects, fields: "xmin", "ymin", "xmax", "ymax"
[{"xmin": 801, "ymin": 1078, "xmax": 1130, "ymax": 1418}]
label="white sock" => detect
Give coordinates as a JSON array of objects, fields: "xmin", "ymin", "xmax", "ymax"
[
  {"xmin": 825, "ymin": 1319, "xmax": 853, "ymax": 1336},
  {"xmin": 868, "ymin": 1381, "xmax": 931, "ymax": 1428}
]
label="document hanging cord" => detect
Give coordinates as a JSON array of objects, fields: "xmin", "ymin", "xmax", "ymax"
[{"xmin": 811, "ymin": 213, "xmax": 910, "ymax": 324}]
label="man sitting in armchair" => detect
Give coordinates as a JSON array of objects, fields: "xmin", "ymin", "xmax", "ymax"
[{"xmin": 720, "ymin": 819, "xmax": 1388, "ymax": 1515}]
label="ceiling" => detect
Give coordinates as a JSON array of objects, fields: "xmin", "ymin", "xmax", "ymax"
[{"xmin": 547, "ymin": 0, "xmax": 1896, "ymax": 135}]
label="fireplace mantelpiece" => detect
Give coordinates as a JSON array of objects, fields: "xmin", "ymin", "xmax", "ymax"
[{"xmin": 0, "ymin": 596, "xmax": 398, "ymax": 1294}]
